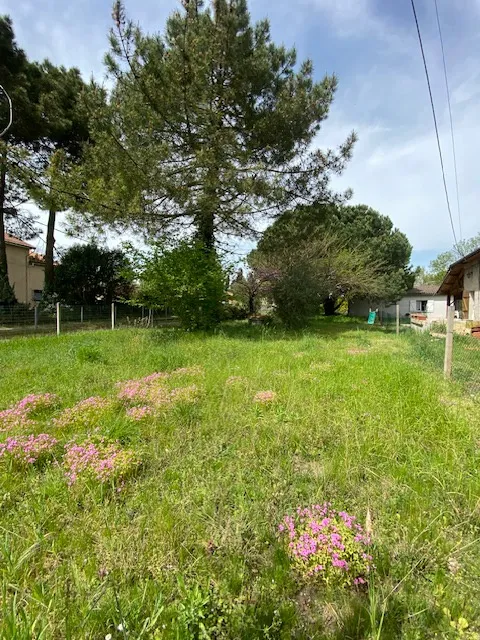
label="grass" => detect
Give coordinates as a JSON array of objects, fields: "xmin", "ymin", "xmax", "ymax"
[{"xmin": 0, "ymin": 318, "xmax": 479, "ymax": 639}]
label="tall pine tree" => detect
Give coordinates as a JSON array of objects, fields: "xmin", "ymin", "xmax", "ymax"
[
  {"xmin": 79, "ymin": 0, "xmax": 356, "ymax": 248},
  {"xmin": 0, "ymin": 16, "xmax": 43, "ymax": 303}
]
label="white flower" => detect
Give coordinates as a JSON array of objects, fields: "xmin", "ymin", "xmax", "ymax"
[
  {"xmin": 105, "ymin": 635, "xmax": 112, "ymax": 640},
  {"xmin": 117, "ymin": 623, "xmax": 125, "ymax": 632}
]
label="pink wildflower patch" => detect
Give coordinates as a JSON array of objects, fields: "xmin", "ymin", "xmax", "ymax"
[
  {"xmin": 116, "ymin": 373, "xmax": 169, "ymax": 403},
  {"xmin": 254, "ymin": 390, "xmax": 277, "ymax": 404},
  {"xmin": 63, "ymin": 438, "xmax": 140, "ymax": 486},
  {"xmin": 0, "ymin": 434, "xmax": 58, "ymax": 465},
  {"xmin": 54, "ymin": 397, "xmax": 113, "ymax": 430},
  {"xmin": 279, "ymin": 504, "xmax": 373, "ymax": 588},
  {"xmin": 0, "ymin": 393, "xmax": 58, "ymax": 432},
  {"xmin": 126, "ymin": 405, "xmax": 156, "ymax": 421}
]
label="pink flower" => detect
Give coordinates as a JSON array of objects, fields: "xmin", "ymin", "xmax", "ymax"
[
  {"xmin": 126, "ymin": 405, "xmax": 155, "ymax": 421},
  {"xmin": 253, "ymin": 391, "xmax": 277, "ymax": 404},
  {"xmin": 63, "ymin": 439, "xmax": 140, "ymax": 486},
  {"xmin": 0, "ymin": 434, "xmax": 58, "ymax": 465}
]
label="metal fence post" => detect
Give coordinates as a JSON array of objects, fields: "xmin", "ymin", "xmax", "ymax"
[
  {"xmin": 444, "ymin": 304, "xmax": 454, "ymax": 378},
  {"xmin": 80, "ymin": 306, "xmax": 84, "ymax": 323},
  {"xmin": 111, "ymin": 302, "xmax": 115, "ymax": 330},
  {"xmin": 396, "ymin": 303, "xmax": 400, "ymax": 336},
  {"xmin": 34, "ymin": 305, "xmax": 38, "ymax": 331},
  {"xmin": 56, "ymin": 302, "xmax": 61, "ymax": 336}
]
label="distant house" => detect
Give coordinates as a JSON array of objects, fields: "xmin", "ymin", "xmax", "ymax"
[
  {"xmin": 349, "ymin": 284, "xmax": 448, "ymax": 322},
  {"xmin": 437, "ymin": 247, "xmax": 480, "ymax": 320},
  {"xmin": 4, "ymin": 234, "xmax": 45, "ymax": 305}
]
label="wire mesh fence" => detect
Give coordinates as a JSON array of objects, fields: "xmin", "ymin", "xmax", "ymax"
[
  {"xmin": 0, "ymin": 303, "xmax": 177, "ymax": 338},
  {"xmin": 406, "ymin": 325, "xmax": 480, "ymax": 399}
]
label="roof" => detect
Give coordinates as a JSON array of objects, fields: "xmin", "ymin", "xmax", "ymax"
[
  {"xmin": 437, "ymin": 246, "xmax": 480, "ymax": 295},
  {"xmin": 406, "ymin": 284, "xmax": 440, "ymax": 296},
  {"xmin": 4, "ymin": 233, "xmax": 33, "ymax": 249}
]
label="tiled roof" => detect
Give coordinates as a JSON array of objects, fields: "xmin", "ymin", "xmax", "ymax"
[
  {"xmin": 4, "ymin": 233, "xmax": 33, "ymax": 248},
  {"xmin": 407, "ymin": 284, "xmax": 440, "ymax": 296}
]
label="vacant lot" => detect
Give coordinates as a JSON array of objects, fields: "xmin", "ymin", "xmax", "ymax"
[{"xmin": 0, "ymin": 320, "xmax": 479, "ymax": 639}]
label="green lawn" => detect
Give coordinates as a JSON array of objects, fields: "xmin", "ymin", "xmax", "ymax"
[{"xmin": 0, "ymin": 320, "xmax": 479, "ymax": 639}]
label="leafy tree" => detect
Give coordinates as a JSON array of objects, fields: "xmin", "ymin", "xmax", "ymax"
[
  {"xmin": 0, "ymin": 16, "xmax": 43, "ymax": 302},
  {"xmin": 55, "ymin": 243, "xmax": 133, "ymax": 305},
  {"xmin": 258, "ymin": 203, "xmax": 414, "ymax": 313},
  {"xmin": 262, "ymin": 234, "xmax": 388, "ymax": 327},
  {"xmin": 230, "ymin": 259, "xmax": 272, "ymax": 316},
  {"xmin": 78, "ymin": 0, "xmax": 355, "ymax": 249},
  {"xmin": 422, "ymin": 233, "xmax": 480, "ymax": 284},
  {"xmin": 136, "ymin": 240, "xmax": 226, "ymax": 330}
]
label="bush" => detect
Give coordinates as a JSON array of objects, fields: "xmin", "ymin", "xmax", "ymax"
[
  {"xmin": 137, "ymin": 241, "xmax": 227, "ymax": 330},
  {"xmin": 271, "ymin": 261, "xmax": 319, "ymax": 328}
]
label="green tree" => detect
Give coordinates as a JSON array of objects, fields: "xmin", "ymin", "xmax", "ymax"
[
  {"xmin": 55, "ymin": 243, "xmax": 133, "ymax": 305},
  {"xmin": 79, "ymin": 0, "xmax": 355, "ymax": 249},
  {"xmin": 23, "ymin": 62, "xmax": 90, "ymax": 296},
  {"xmin": 423, "ymin": 233, "xmax": 480, "ymax": 284},
  {"xmin": 0, "ymin": 16, "xmax": 43, "ymax": 302},
  {"xmin": 261, "ymin": 234, "xmax": 388, "ymax": 327},
  {"xmin": 258, "ymin": 203, "xmax": 414, "ymax": 313},
  {"xmin": 136, "ymin": 240, "xmax": 226, "ymax": 330}
]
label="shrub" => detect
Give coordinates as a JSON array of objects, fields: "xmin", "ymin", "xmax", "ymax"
[
  {"xmin": 279, "ymin": 504, "xmax": 374, "ymax": 587},
  {"xmin": 136, "ymin": 241, "xmax": 227, "ymax": 330}
]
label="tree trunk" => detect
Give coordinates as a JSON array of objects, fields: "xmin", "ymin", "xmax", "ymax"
[
  {"xmin": 195, "ymin": 210, "xmax": 215, "ymax": 249},
  {"xmin": 0, "ymin": 145, "xmax": 15, "ymax": 303},
  {"xmin": 248, "ymin": 293, "xmax": 255, "ymax": 316},
  {"xmin": 323, "ymin": 297, "xmax": 336, "ymax": 316},
  {"xmin": 44, "ymin": 207, "xmax": 56, "ymax": 294},
  {"xmin": 0, "ymin": 146, "xmax": 8, "ymax": 279}
]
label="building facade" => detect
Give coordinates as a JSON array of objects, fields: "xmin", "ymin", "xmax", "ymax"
[
  {"xmin": 349, "ymin": 285, "xmax": 448, "ymax": 322},
  {"xmin": 5, "ymin": 234, "xmax": 45, "ymax": 305}
]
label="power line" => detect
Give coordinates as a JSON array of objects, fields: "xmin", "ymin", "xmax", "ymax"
[
  {"xmin": 409, "ymin": 0, "xmax": 459, "ymax": 250},
  {"xmin": 0, "ymin": 84, "xmax": 13, "ymax": 138},
  {"xmin": 434, "ymin": 0, "xmax": 462, "ymax": 243}
]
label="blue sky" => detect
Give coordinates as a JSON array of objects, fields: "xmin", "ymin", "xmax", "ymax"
[{"xmin": 2, "ymin": 0, "xmax": 480, "ymax": 267}]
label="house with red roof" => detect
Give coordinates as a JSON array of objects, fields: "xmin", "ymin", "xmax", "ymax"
[{"xmin": 4, "ymin": 234, "xmax": 45, "ymax": 305}]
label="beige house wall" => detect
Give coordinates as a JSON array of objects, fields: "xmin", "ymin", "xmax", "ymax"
[{"xmin": 6, "ymin": 243, "xmax": 45, "ymax": 305}]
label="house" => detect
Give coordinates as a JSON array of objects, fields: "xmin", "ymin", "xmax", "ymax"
[
  {"xmin": 437, "ymin": 247, "xmax": 480, "ymax": 321},
  {"xmin": 4, "ymin": 234, "xmax": 45, "ymax": 305},
  {"xmin": 349, "ymin": 284, "xmax": 448, "ymax": 322}
]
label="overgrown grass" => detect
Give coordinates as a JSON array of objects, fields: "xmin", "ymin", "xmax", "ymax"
[{"xmin": 0, "ymin": 319, "xmax": 479, "ymax": 638}]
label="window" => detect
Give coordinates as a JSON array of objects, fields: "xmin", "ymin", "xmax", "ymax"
[
  {"xmin": 416, "ymin": 300, "xmax": 428, "ymax": 312},
  {"xmin": 32, "ymin": 289, "xmax": 43, "ymax": 302}
]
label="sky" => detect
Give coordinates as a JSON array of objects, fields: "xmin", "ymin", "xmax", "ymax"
[{"xmin": 2, "ymin": 0, "xmax": 479, "ymax": 267}]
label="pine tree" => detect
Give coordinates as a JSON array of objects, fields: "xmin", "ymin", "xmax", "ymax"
[
  {"xmin": 79, "ymin": 0, "xmax": 356, "ymax": 249},
  {"xmin": 0, "ymin": 16, "xmax": 43, "ymax": 302}
]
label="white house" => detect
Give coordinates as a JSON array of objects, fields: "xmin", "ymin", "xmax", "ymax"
[{"xmin": 349, "ymin": 284, "xmax": 448, "ymax": 322}]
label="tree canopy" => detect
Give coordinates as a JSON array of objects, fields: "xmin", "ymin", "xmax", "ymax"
[
  {"xmin": 78, "ymin": 0, "xmax": 355, "ymax": 248},
  {"xmin": 55, "ymin": 243, "xmax": 133, "ymax": 305},
  {"xmin": 0, "ymin": 15, "xmax": 44, "ymax": 302},
  {"xmin": 257, "ymin": 203, "xmax": 414, "ymax": 313}
]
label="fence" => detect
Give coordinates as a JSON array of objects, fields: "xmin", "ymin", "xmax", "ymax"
[
  {"xmin": 0, "ymin": 303, "xmax": 177, "ymax": 338},
  {"xmin": 407, "ymin": 305, "xmax": 480, "ymax": 399}
]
